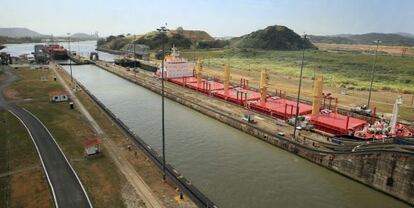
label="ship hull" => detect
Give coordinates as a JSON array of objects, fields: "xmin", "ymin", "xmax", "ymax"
[{"xmin": 50, "ymin": 53, "xmax": 69, "ymax": 60}]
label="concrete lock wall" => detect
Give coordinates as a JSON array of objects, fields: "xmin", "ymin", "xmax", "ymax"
[{"xmin": 73, "ymin": 60, "xmax": 414, "ymax": 205}]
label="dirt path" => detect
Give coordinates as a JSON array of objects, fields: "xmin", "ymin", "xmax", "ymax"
[
  {"xmin": 0, "ymin": 165, "xmax": 40, "ymax": 178},
  {"xmin": 51, "ymin": 64, "xmax": 164, "ymax": 208}
]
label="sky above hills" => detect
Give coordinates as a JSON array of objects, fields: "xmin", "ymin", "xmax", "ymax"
[{"xmin": 0, "ymin": 0, "xmax": 413, "ymax": 37}]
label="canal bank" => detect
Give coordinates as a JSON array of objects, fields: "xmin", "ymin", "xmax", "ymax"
[{"xmin": 61, "ymin": 62, "xmax": 409, "ymax": 208}]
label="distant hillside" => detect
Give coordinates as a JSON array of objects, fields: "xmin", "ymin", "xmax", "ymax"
[
  {"xmin": 70, "ymin": 33, "xmax": 99, "ymax": 40},
  {"xmin": 232, "ymin": 25, "xmax": 316, "ymax": 50},
  {"xmin": 308, "ymin": 35, "xmax": 355, "ymax": 44},
  {"xmin": 0, "ymin": 27, "xmax": 43, "ymax": 37},
  {"xmin": 0, "ymin": 36, "xmax": 42, "ymax": 44},
  {"xmin": 396, "ymin": 32, "xmax": 414, "ymax": 38},
  {"xmin": 310, "ymin": 33, "xmax": 414, "ymax": 46}
]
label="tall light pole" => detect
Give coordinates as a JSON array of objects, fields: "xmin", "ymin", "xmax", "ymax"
[
  {"xmin": 157, "ymin": 25, "xmax": 169, "ymax": 181},
  {"xmin": 367, "ymin": 39, "xmax": 381, "ymax": 108},
  {"xmin": 67, "ymin": 33, "xmax": 73, "ymax": 86},
  {"xmin": 293, "ymin": 34, "xmax": 307, "ymax": 139},
  {"xmin": 133, "ymin": 34, "xmax": 137, "ymax": 77}
]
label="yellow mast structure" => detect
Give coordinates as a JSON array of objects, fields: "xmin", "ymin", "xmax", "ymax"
[
  {"xmin": 223, "ymin": 64, "xmax": 230, "ymax": 95},
  {"xmin": 312, "ymin": 76, "xmax": 324, "ymax": 117},
  {"xmin": 196, "ymin": 59, "xmax": 203, "ymax": 86},
  {"xmin": 259, "ymin": 69, "xmax": 269, "ymax": 104}
]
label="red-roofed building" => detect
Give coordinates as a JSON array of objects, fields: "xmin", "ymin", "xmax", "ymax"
[
  {"xmin": 48, "ymin": 90, "xmax": 69, "ymax": 102},
  {"xmin": 84, "ymin": 138, "xmax": 102, "ymax": 156}
]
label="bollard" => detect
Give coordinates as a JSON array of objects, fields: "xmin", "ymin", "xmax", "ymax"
[
  {"xmin": 69, "ymin": 102, "xmax": 74, "ymax": 109},
  {"xmin": 180, "ymin": 191, "xmax": 184, "ymax": 200}
]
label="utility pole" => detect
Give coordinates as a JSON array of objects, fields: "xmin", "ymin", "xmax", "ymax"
[
  {"xmin": 367, "ymin": 40, "xmax": 381, "ymax": 108},
  {"xmin": 157, "ymin": 24, "xmax": 169, "ymax": 181},
  {"xmin": 67, "ymin": 33, "xmax": 73, "ymax": 86},
  {"xmin": 134, "ymin": 34, "xmax": 136, "ymax": 77},
  {"xmin": 293, "ymin": 34, "xmax": 307, "ymax": 139}
]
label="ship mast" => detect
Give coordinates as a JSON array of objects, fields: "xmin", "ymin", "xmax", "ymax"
[
  {"xmin": 390, "ymin": 95, "xmax": 402, "ymax": 134},
  {"xmin": 259, "ymin": 69, "xmax": 269, "ymax": 104},
  {"xmin": 223, "ymin": 64, "xmax": 230, "ymax": 95}
]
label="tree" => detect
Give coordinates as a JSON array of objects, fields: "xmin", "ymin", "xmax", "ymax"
[{"xmin": 176, "ymin": 27, "xmax": 184, "ymax": 34}]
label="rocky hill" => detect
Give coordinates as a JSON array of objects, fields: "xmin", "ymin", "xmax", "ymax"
[{"xmin": 232, "ymin": 25, "xmax": 316, "ymax": 50}]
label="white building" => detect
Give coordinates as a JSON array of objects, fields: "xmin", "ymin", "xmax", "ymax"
[
  {"xmin": 84, "ymin": 138, "xmax": 102, "ymax": 156},
  {"xmin": 48, "ymin": 90, "xmax": 69, "ymax": 102}
]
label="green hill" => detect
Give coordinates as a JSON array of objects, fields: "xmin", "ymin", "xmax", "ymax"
[
  {"xmin": 97, "ymin": 28, "xmax": 214, "ymax": 51},
  {"xmin": 232, "ymin": 25, "xmax": 316, "ymax": 50},
  {"xmin": 134, "ymin": 32, "xmax": 192, "ymax": 49}
]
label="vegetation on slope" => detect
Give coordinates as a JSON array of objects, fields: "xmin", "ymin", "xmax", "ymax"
[
  {"xmin": 232, "ymin": 25, "xmax": 316, "ymax": 50},
  {"xmin": 98, "ymin": 32, "xmax": 194, "ymax": 50},
  {"xmin": 170, "ymin": 27, "xmax": 214, "ymax": 42},
  {"xmin": 97, "ymin": 27, "xmax": 215, "ymax": 51},
  {"xmin": 134, "ymin": 32, "xmax": 192, "ymax": 49},
  {"xmin": 197, "ymin": 39, "xmax": 230, "ymax": 49},
  {"xmin": 98, "ymin": 25, "xmax": 317, "ymax": 51},
  {"xmin": 97, "ymin": 35, "xmax": 130, "ymax": 50}
]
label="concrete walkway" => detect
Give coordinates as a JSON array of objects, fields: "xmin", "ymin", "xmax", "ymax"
[{"xmin": 52, "ymin": 64, "xmax": 164, "ymax": 208}]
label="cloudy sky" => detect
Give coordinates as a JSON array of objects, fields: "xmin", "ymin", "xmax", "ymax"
[{"xmin": 1, "ymin": 0, "xmax": 413, "ymax": 37}]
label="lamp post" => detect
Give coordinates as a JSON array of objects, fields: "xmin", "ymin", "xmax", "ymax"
[
  {"xmin": 367, "ymin": 39, "xmax": 381, "ymax": 108},
  {"xmin": 293, "ymin": 34, "xmax": 307, "ymax": 139},
  {"xmin": 133, "ymin": 34, "xmax": 136, "ymax": 77},
  {"xmin": 156, "ymin": 25, "xmax": 169, "ymax": 181},
  {"xmin": 67, "ymin": 33, "xmax": 73, "ymax": 86}
]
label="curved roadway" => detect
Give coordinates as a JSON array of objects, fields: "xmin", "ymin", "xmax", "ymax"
[{"xmin": 0, "ymin": 67, "xmax": 93, "ymax": 208}]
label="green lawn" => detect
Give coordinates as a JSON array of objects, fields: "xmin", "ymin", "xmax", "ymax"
[
  {"xmin": 180, "ymin": 48, "xmax": 414, "ymax": 93},
  {"xmin": 10, "ymin": 68, "xmax": 63, "ymax": 99},
  {"xmin": 8, "ymin": 67, "xmax": 126, "ymax": 208}
]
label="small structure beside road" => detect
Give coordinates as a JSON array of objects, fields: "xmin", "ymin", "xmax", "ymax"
[
  {"xmin": 48, "ymin": 90, "xmax": 69, "ymax": 102},
  {"xmin": 84, "ymin": 138, "xmax": 102, "ymax": 156}
]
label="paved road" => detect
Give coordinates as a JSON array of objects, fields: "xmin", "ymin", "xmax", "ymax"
[{"xmin": 0, "ymin": 67, "xmax": 93, "ymax": 208}]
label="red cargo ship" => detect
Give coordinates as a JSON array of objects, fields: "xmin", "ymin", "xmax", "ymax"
[{"xmin": 46, "ymin": 44, "xmax": 68, "ymax": 60}]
